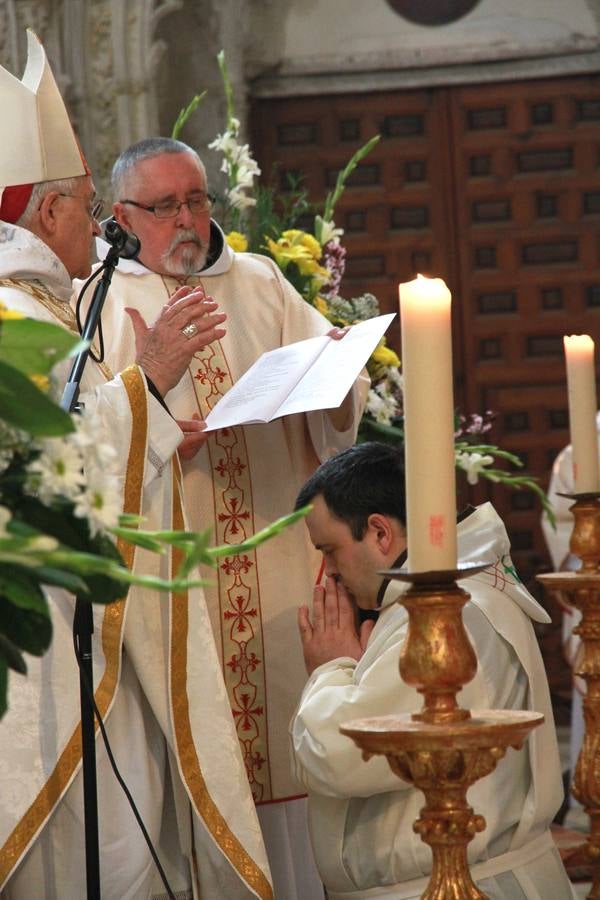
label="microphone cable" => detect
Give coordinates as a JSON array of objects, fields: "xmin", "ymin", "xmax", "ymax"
[
  {"xmin": 72, "ymin": 626, "xmax": 177, "ymax": 900},
  {"xmin": 74, "ymin": 263, "xmax": 108, "ymax": 364}
]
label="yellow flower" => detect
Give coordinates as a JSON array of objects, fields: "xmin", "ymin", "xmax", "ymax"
[
  {"xmin": 280, "ymin": 229, "xmax": 322, "ymax": 260},
  {"xmin": 30, "ymin": 374, "xmax": 50, "ymax": 392},
  {"xmin": 266, "ymin": 237, "xmax": 311, "ymax": 268},
  {"xmin": 294, "ymin": 256, "xmax": 330, "ymax": 282},
  {"xmin": 372, "ymin": 342, "xmax": 401, "ymax": 369},
  {"xmin": 0, "ymin": 301, "xmax": 24, "ymax": 320},
  {"xmin": 280, "ymin": 229, "xmax": 304, "ymax": 243},
  {"xmin": 300, "ymin": 234, "xmax": 322, "ymax": 260},
  {"xmin": 315, "ymin": 297, "xmax": 330, "ymax": 316},
  {"xmin": 226, "ymin": 231, "xmax": 248, "ymax": 252}
]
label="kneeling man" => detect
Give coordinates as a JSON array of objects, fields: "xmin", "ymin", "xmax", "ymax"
[{"xmin": 291, "ymin": 442, "xmax": 574, "ymax": 900}]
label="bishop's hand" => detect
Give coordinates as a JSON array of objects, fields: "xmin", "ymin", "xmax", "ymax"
[{"xmin": 126, "ymin": 284, "xmax": 227, "ymax": 396}]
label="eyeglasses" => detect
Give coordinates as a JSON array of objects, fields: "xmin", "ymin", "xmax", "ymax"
[
  {"xmin": 57, "ymin": 193, "xmax": 104, "ymax": 220},
  {"xmin": 119, "ymin": 194, "xmax": 214, "ymax": 219}
]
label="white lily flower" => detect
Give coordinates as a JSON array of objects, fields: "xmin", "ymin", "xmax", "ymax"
[
  {"xmin": 209, "ymin": 132, "xmax": 239, "ymax": 156},
  {"xmin": 455, "ymin": 451, "xmax": 495, "ymax": 485},
  {"xmin": 386, "ymin": 368, "xmax": 404, "ymax": 390},
  {"xmin": 226, "ymin": 187, "xmax": 257, "ymax": 210},
  {"xmin": 319, "ymin": 219, "xmax": 344, "ymax": 246},
  {"xmin": 366, "ymin": 388, "xmax": 396, "ymax": 426}
]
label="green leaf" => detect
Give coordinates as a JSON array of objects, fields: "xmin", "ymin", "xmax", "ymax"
[
  {"xmin": 217, "ymin": 50, "xmax": 235, "ymax": 129},
  {"xmin": 0, "ymin": 318, "xmax": 85, "ymax": 375},
  {"xmin": 205, "ymin": 508, "xmax": 309, "ymax": 563},
  {"xmin": 322, "ymin": 135, "xmax": 381, "ymax": 224},
  {"xmin": 0, "ymin": 573, "xmax": 52, "ymax": 656},
  {"xmin": 171, "ymin": 91, "xmax": 207, "ymax": 140},
  {"xmin": 0, "ymin": 657, "xmax": 6, "ymax": 720},
  {"xmin": 0, "ymin": 360, "xmax": 74, "ymax": 436},
  {"xmin": 35, "ymin": 566, "xmax": 90, "ymax": 595},
  {"xmin": 0, "ymin": 566, "xmax": 51, "ymax": 614},
  {"xmin": 0, "ymin": 632, "xmax": 27, "ymax": 674}
]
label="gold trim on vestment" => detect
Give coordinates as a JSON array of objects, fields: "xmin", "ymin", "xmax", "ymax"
[
  {"xmin": 0, "ymin": 367, "xmax": 148, "ymax": 886},
  {"xmin": 169, "ymin": 459, "xmax": 274, "ymax": 900},
  {"xmin": 161, "ymin": 275, "xmax": 272, "ymax": 802},
  {"xmin": 0, "ymin": 277, "xmax": 113, "ymax": 381}
]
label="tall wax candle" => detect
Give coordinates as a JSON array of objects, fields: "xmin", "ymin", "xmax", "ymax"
[
  {"xmin": 563, "ymin": 334, "xmax": 600, "ymax": 492},
  {"xmin": 399, "ymin": 275, "xmax": 457, "ymax": 571}
]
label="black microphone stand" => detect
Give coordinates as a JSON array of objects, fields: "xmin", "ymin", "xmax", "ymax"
[{"xmin": 60, "ymin": 221, "xmax": 139, "ymax": 900}]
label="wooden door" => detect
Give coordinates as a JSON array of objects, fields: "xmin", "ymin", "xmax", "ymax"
[{"xmin": 251, "ymin": 72, "xmax": 600, "ymax": 699}]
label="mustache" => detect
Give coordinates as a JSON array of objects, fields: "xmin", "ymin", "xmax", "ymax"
[{"xmin": 166, "ymin": 229, "xmax": 206, "ymax": 255}]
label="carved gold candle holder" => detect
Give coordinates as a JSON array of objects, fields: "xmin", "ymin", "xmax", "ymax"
[
  {"xmin": 340, "ymin": 566, "xmax": 543, "ymax": 900},
  {"xmin": 537, "ymin": 491, "xmax": 600, "ymax": 900}
]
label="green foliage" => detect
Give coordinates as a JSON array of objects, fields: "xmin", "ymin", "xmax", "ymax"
[
  {"xmin": 171, "ymin": 92, "xmax": 207, "ymax": 140},
  {"xmin": 321, "ymin": 134, "xmax": 381, "ymax": 226}
]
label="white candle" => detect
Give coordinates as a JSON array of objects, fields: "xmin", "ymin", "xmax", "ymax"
[
  {"xmin": 563, "ymin": 334, "xmax": 600, "ymax": 492},
  {"xmin": 399, "ymin": 275, "xmax": 457, "ymax": 571}
]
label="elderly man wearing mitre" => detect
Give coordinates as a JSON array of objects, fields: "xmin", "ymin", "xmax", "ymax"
[{"xmin": 0, "ymin": 30, "xmax": 272, "ymax": 900}]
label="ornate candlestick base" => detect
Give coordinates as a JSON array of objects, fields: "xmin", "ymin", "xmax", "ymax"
[
  {"xmin": 340, "ymin": 567, "xmax": 543, "ymax": 900},
  {"xmin": 341, "ymin": 711, "xmax": 542, "ymax": 900},
  {"xmin": 537, "ymin": 491, "xmax": 600, "ymax": 900},
  {"xmin": 538, "ymin": 569, "xmax": 600, "ymax": 900}
]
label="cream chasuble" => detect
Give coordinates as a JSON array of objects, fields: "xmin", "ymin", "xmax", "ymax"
[
  {"xmin": 92, "ymin": 236, "xmax": 367, "ymax": 804},
  {"xmin": 0, "ymin": 224, "xmax": 273, "ymax": 898}
]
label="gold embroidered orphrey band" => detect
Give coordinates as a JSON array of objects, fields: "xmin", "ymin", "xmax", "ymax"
[
  {"xmin": 163, "ymin": 275, "xmax": 272, "ymax": 802},
  {"xmin": 169, "ymin": 459, "xmax": 274, "ymax": 899},
  {"xmin": 0, "ymin": 278, "xmax": 113, "ymax": 382}
]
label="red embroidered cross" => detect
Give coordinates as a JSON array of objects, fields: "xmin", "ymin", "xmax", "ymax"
[
  {"xmin": 193, "ymin": 365, "xmax": 226, "ymax": 387},
  {"xmin": 429, "ymin": 515, "xmax": 445, "ymax": 547},
  {"xmin": 226, "ymin": 649, "xmax": 261, "ymax": 675},
  {"xmin": 220, "ymin": 554, "xmax": 254, "ymax": 576},
  {"xmin": 233, "ymin": 693, "xmax": 264, "ymax": 731},
  {"xmin": 218, "ymin": 498, "xmax": 250, "ymax": 535},
  {"xmin": 224, "ymin": 595, "xmax": 258, "ymax": 632},
  {"xmin": 215, "ymin": 455, "xmax": 246, "ymax": 478}
]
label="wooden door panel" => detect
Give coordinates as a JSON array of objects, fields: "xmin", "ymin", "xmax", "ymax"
[
  {"xmin": 250, "ymin": 73, "xmax": 600, "ymax": 588},
  {"xmin": 251, "ymin": 89, "xmax": 454, "ymax": 351}
]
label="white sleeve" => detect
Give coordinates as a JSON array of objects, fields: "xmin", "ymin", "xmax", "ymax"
[
  {"xmin": 290, "ymin": 634, "xmax": 416, "ymax": 799},
  {"xmin": 146, "ymin": 393, "xmax": 183, "ymax": 484},
  {"xmin": 541, "ymin": 444, "xmax": 575, "ymax": 570}
]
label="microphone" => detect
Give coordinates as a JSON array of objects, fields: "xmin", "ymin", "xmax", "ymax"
[{"xmin": 103, "ymin": 217, "xmax": 140, "ymax": 259}]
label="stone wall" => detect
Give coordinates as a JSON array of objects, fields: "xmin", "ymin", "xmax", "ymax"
[{"xmin": 1, "ymin": 0, "xmax": 599, "ymax": 199}]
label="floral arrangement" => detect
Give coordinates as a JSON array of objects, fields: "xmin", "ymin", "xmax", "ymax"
[
  {"xmin": 0, "ymin": 303, "xmax": 304, "ymax": 717},
  {"xmin": 173, "ymin": 52, "xmax": 553, "ymax": 523}
]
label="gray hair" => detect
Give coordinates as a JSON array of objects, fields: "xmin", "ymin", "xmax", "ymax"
[
  {"xmin": 111, "ymin": 137, "xmax": 206, "ymax": 199},
  {"xmin": 17, "ymin": 175, "xmax": 84, "ymax": 228}
]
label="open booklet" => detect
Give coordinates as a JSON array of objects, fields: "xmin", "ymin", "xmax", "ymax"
[{"xmin": 203, "ymin": 312, "xmax": 396, "ymax": 431}]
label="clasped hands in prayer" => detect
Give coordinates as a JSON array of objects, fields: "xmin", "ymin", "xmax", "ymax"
[{"xmin": 298, "ymin": 576, "xmax": 375, "ymax": 675}]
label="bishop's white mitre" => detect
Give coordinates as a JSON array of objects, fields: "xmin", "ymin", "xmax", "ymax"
[{"xmin": 0, "ymin": 28, "xmax": 88, "ymax": 195}]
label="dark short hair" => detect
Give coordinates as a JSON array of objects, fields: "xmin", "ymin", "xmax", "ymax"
[{"xmin": 295, "ymin": 441, "xmax": 406, "ymax": 539}]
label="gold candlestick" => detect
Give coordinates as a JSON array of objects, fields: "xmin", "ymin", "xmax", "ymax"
[
  {"xmin": 538, "ymin": 491, "xmax": 600, "ymax": 899},
  {"xmin": 341, "ymin": 566, "xmax": 543, "ymax": 900}
]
